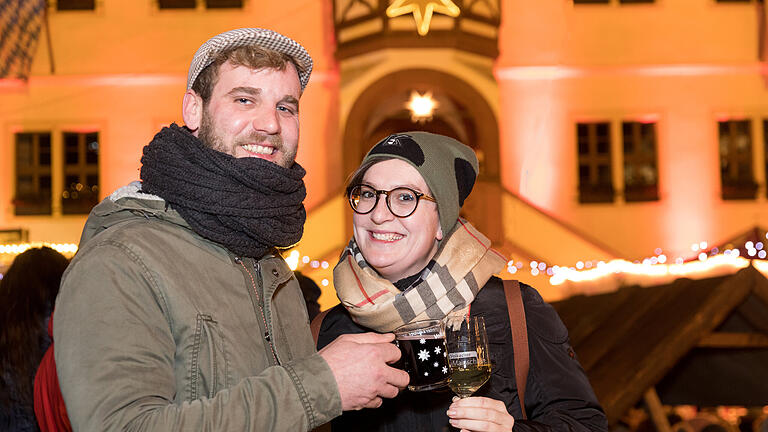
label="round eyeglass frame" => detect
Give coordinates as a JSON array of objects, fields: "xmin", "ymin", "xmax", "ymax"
[{"xmin": 348, "ymin": 184, "xmax": 437, "ymax": 218}]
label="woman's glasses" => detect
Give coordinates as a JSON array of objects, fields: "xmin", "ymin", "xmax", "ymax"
[{"xmin": 348, "ymin": 184, "xmax": 436, "ymax": 218}]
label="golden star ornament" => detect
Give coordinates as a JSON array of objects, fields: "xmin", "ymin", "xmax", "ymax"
[{"xmin": 386, "ymin": 0, "xmax": 461, "ymax": 36}]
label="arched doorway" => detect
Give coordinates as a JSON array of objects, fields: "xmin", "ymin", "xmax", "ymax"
[{"xmin": 342, "ymin": 68, "xmax": 503, "ymax": 243}]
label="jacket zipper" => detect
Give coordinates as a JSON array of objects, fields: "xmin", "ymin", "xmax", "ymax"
[{"xmin": 236, "ymin": 257, "xmax": 279, "ymax": 365}]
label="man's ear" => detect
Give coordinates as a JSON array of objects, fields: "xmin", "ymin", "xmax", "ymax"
[
  {"xmin": 182, "ymin": 90, "xmax": 203, "ymax": 135},
  {"xmin": 436, "ymin": 224, "xmax": 444, "ymax": 242}
]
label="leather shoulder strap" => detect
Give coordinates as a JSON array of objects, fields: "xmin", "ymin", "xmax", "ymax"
[
  {"xmin": 310, "ymin": 309, "xmax": 330, "ymax": 347},
  {"xmin": 503, "ymin": 279, "xmax": 529, "ymax": 420}
]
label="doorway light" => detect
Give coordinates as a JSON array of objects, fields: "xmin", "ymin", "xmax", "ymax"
[{"xmin": 406, "ymin": 91, "xmax": 437, "ymax": 123}]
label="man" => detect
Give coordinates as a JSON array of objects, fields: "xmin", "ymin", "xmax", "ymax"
[{"xmin": 53, "ymin": 28, "xmax": 408, "ymax": 431}]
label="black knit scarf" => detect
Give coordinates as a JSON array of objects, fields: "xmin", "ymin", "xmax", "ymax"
[{"xmin": 140, "ymin": 124, "xmax": 306, "ymax": 258}]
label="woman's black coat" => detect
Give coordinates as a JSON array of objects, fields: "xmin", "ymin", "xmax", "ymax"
[{"xmin": 317, "ymin": 276, "xmax": 609, "ymax": 432}]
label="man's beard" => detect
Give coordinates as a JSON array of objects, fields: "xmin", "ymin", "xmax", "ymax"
[{"xmin": 198, "ymin": 109, "xmax": 292, "ymax": 167}]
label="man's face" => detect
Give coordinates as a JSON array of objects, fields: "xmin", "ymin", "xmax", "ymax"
[{"xmin": 197, "ymin": 60, "xmax": 301, "ymax": 168}]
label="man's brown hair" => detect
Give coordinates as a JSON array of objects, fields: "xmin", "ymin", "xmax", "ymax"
[{"xmin": 191, "ymin": 45, "xmax": 304, "ymax": 104}]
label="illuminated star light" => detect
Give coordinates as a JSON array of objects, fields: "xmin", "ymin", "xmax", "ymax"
[
  {"xmin": 406, "ymin": 91, "xmax": 437, "ymax": 123},
  {"xmin": 386, "ymin": 0, "xmax": 461, "ymax": 36}
]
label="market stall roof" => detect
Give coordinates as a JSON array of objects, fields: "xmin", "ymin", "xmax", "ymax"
[{"xmin": 551, "ymin": 265, "xmax": 768, "ymax": 424}]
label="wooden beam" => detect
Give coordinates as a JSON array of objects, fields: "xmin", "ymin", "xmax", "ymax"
[
  {"xmin": 697, "ymin": 332, "xmax": 768, "ymax": 348},
  {"xmin": 602, "ymin": 266, "xmax": 754, "ymax": 422},
  {"xmin": 643, "ymin": 388, "xmax": 672, "ymax": 432}
]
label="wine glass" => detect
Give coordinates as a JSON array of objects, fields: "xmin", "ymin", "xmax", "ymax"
[{"xmin": 445, "ymin": 315, "xmax": 491, "ymax": 398}]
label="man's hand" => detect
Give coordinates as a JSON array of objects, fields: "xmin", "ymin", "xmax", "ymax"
[
  {"xmin": 447, "ymin": 396, "xmax": 515, "ymax": 432},
  {"xmin": 319, "ymin": 332, "xmax": 409, "ymax": 411}
]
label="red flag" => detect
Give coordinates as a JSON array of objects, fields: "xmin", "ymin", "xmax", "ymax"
[{"xmin": 0, "ymin": 0, "xmax": 46, "ymax": 79}]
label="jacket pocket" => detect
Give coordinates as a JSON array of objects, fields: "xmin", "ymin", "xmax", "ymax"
[{"xmin": 188, "ymin": 313, "xmax": 230, "ymax": 400}]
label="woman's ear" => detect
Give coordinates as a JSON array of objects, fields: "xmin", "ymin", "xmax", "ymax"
[
  {"xmin": 436, "ymin": 224, "xmax": 444, "ymax": 242},
  {"xmin": 182, "ymin": 90, "xmax": 203, "ymax": 134}
]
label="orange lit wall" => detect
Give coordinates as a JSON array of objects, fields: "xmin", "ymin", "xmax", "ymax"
[
  {"xmin": 5, "ymin": 0, "xmax": 768, "ymax": 272},
  {"xmin": 497, "ymin": 0, "xmax": 768, "ymax": 260},
  {"xmin": 0, "ymin": 1, "xmax": 338, "ymax": 244}
]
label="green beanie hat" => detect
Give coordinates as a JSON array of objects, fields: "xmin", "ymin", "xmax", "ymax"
[{"xmin": 360, "ymin": 132, "xmax": 479, "ymax": 235}]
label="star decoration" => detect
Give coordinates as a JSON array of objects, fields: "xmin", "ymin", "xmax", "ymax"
[
  {"xmin": 433, "ymin": 362, "xmax": 439, "ymax": 367},
  {"xmin": 386, "ymin": 0, "xmax": 461, "ymax": 36},
  {"xmin": 442, "ymin": 366, "xmax": 448, "ymax": 374},
  {"xmin": 418, "ymin": 349, "xmax": 431, "ymax": 361},
  {"xmin": 420, "ymin": 338, "xmax": 426, "ymax": 344},
  {"xmin": 434, "ymin": 346, "xmax": 442, "ymax": 354}
]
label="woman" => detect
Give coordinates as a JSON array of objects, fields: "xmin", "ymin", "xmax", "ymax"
[
  {"xmin": 0, "ymin": 247, "xmax": 69, "ymax": 432},
  {"xmin": 317, "ymin": 132, "xmax": 608, "ymax": 432}
]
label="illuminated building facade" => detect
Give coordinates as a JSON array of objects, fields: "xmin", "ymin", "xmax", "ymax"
[{"xmin": 1, "ymin": 0, "xmax": 768, "ymax": 302}]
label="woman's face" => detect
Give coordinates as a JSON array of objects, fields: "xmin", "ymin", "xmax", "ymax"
[{"xmin": 353, "ymin": 159, "xmax": 443, "ymax": 282}]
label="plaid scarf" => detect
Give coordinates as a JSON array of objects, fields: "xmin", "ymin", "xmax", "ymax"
[{"xmin": 333, "ymin": 219, "xmax": 507, "ymax": 332}]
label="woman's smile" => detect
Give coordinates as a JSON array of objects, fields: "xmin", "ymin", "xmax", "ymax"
[{"xmin": 353, "ymin": 159, "xmax": 442, "ymax": 282}]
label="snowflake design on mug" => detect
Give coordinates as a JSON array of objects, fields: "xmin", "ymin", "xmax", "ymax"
[{"xmin": 418, "ymin": 349, "xmax": 430, "ymax": 361}]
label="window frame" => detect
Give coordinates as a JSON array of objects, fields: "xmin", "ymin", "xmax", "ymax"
[
  {"xmin": 718, "ymin": 119, "xmax": 758, "ymax": 200},
  {"xmin": 157, "ymin": 0, "xmax": 243, "ymax": 9},
  {"xmin": 576, "ymin": 121, "xmax": 615, "ymax": 204},
  {"xmin": 61, "ymin": 131, "xmax": 100, "ymax": 215},
  {"xmin": 55, "ymin": 0, "xmax": 96, "ymax": 10},
  {"xmin": 622, "ymin": 121, "xmax": 660, "ymax": 202},
  {"xmin": 10, "ymin": 123, "xmax": 103, "ymax": 218},
  {"xmin": 14, "ymin": 131, "xmax": 53, "ymax": 216}
]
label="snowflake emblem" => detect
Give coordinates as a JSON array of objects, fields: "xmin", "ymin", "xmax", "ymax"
[
  {"xmin": 433, "ymin": 362, "xmax": 439, "ymax": 367},
  {"xmin": 384, "ymin": 134, "xmax": 411, "ymax": 146},
  {"xmin": 418, "ymin": 349, "xmax": 430, "ymax": 361},
  {"xmin": 424, "ymin": 371, "xmax": 429, "ymax": 376},
  {"xmin": 419, "ymin": 338, "xmax": 426, "ymax": 344},
  {"xmin": 434, "ymin": 346, "xmax": 442, "ymax": 354},
  {"xmin": 442, "ymin": 366, "xmax": 448, "ymax": 374}
]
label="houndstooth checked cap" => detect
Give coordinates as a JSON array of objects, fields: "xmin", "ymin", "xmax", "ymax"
[{"xmin": 186, "ymin": 28, "xmax": 313, "ymax": 92}]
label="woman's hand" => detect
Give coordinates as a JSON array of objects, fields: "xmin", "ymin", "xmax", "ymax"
[{"xmin": 446, "ymin": 396, "xmax": 515, "ymax": 432}]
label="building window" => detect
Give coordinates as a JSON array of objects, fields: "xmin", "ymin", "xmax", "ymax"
[
  {"xmin": 158, "ymin": 0, "xmax": 242, "ymax": 8},
  {"xmin": 62, "ymin": 132, "xmax": 100, "ymax": 214},
  {"xmin": 158, "ymin": 0, "xmax": 196, "ymax": 8},
  {"xmin": 577, "ymin": 122, "xmax": 614, "ymax": 203},
  {"xmin": 622, "ymin": 122, "xmax": 659, "ymax": 202},
  {"xmin": 718, "ymin": 120, "xmax": 757, "ymax": 200},
  {"xmin": 574, "ymin": 0, "xmax": 653, "ymax": 3},
  {"xmin": 56, "ymin": 0, "xmax": 96, "ymax": 10},
  {"xmin": 205, "ymin": 0, "xmax": 242, "ymax": 7},
  {"xmin": 14, "ymin": 132, "xmax": 52, "ymax": 215},
  {"xmin": 764, "ymin": 120, "xmax": 768, "ymax": 200}
]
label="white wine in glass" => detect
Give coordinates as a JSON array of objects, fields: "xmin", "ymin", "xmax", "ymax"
[{"xmin": 446, "ymin": 315, "xmax": 491, "ymax": 398}]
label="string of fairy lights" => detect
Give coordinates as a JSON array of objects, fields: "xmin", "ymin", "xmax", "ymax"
[
  {"xmin": 283, "ymin": 250, "xmax": 332, "ymax": 287},
  {"xmin": 506, "ymin": 234, "xmax": 768, "ymax": 287},
  {"xmin": 2, "ymin": 234, "xmax": 767, "ymax": 287}
]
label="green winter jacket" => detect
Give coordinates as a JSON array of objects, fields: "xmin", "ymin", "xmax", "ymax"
[{"xmin": 54, "ymin": 182, "xmax": 341, "ymax": 431}]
